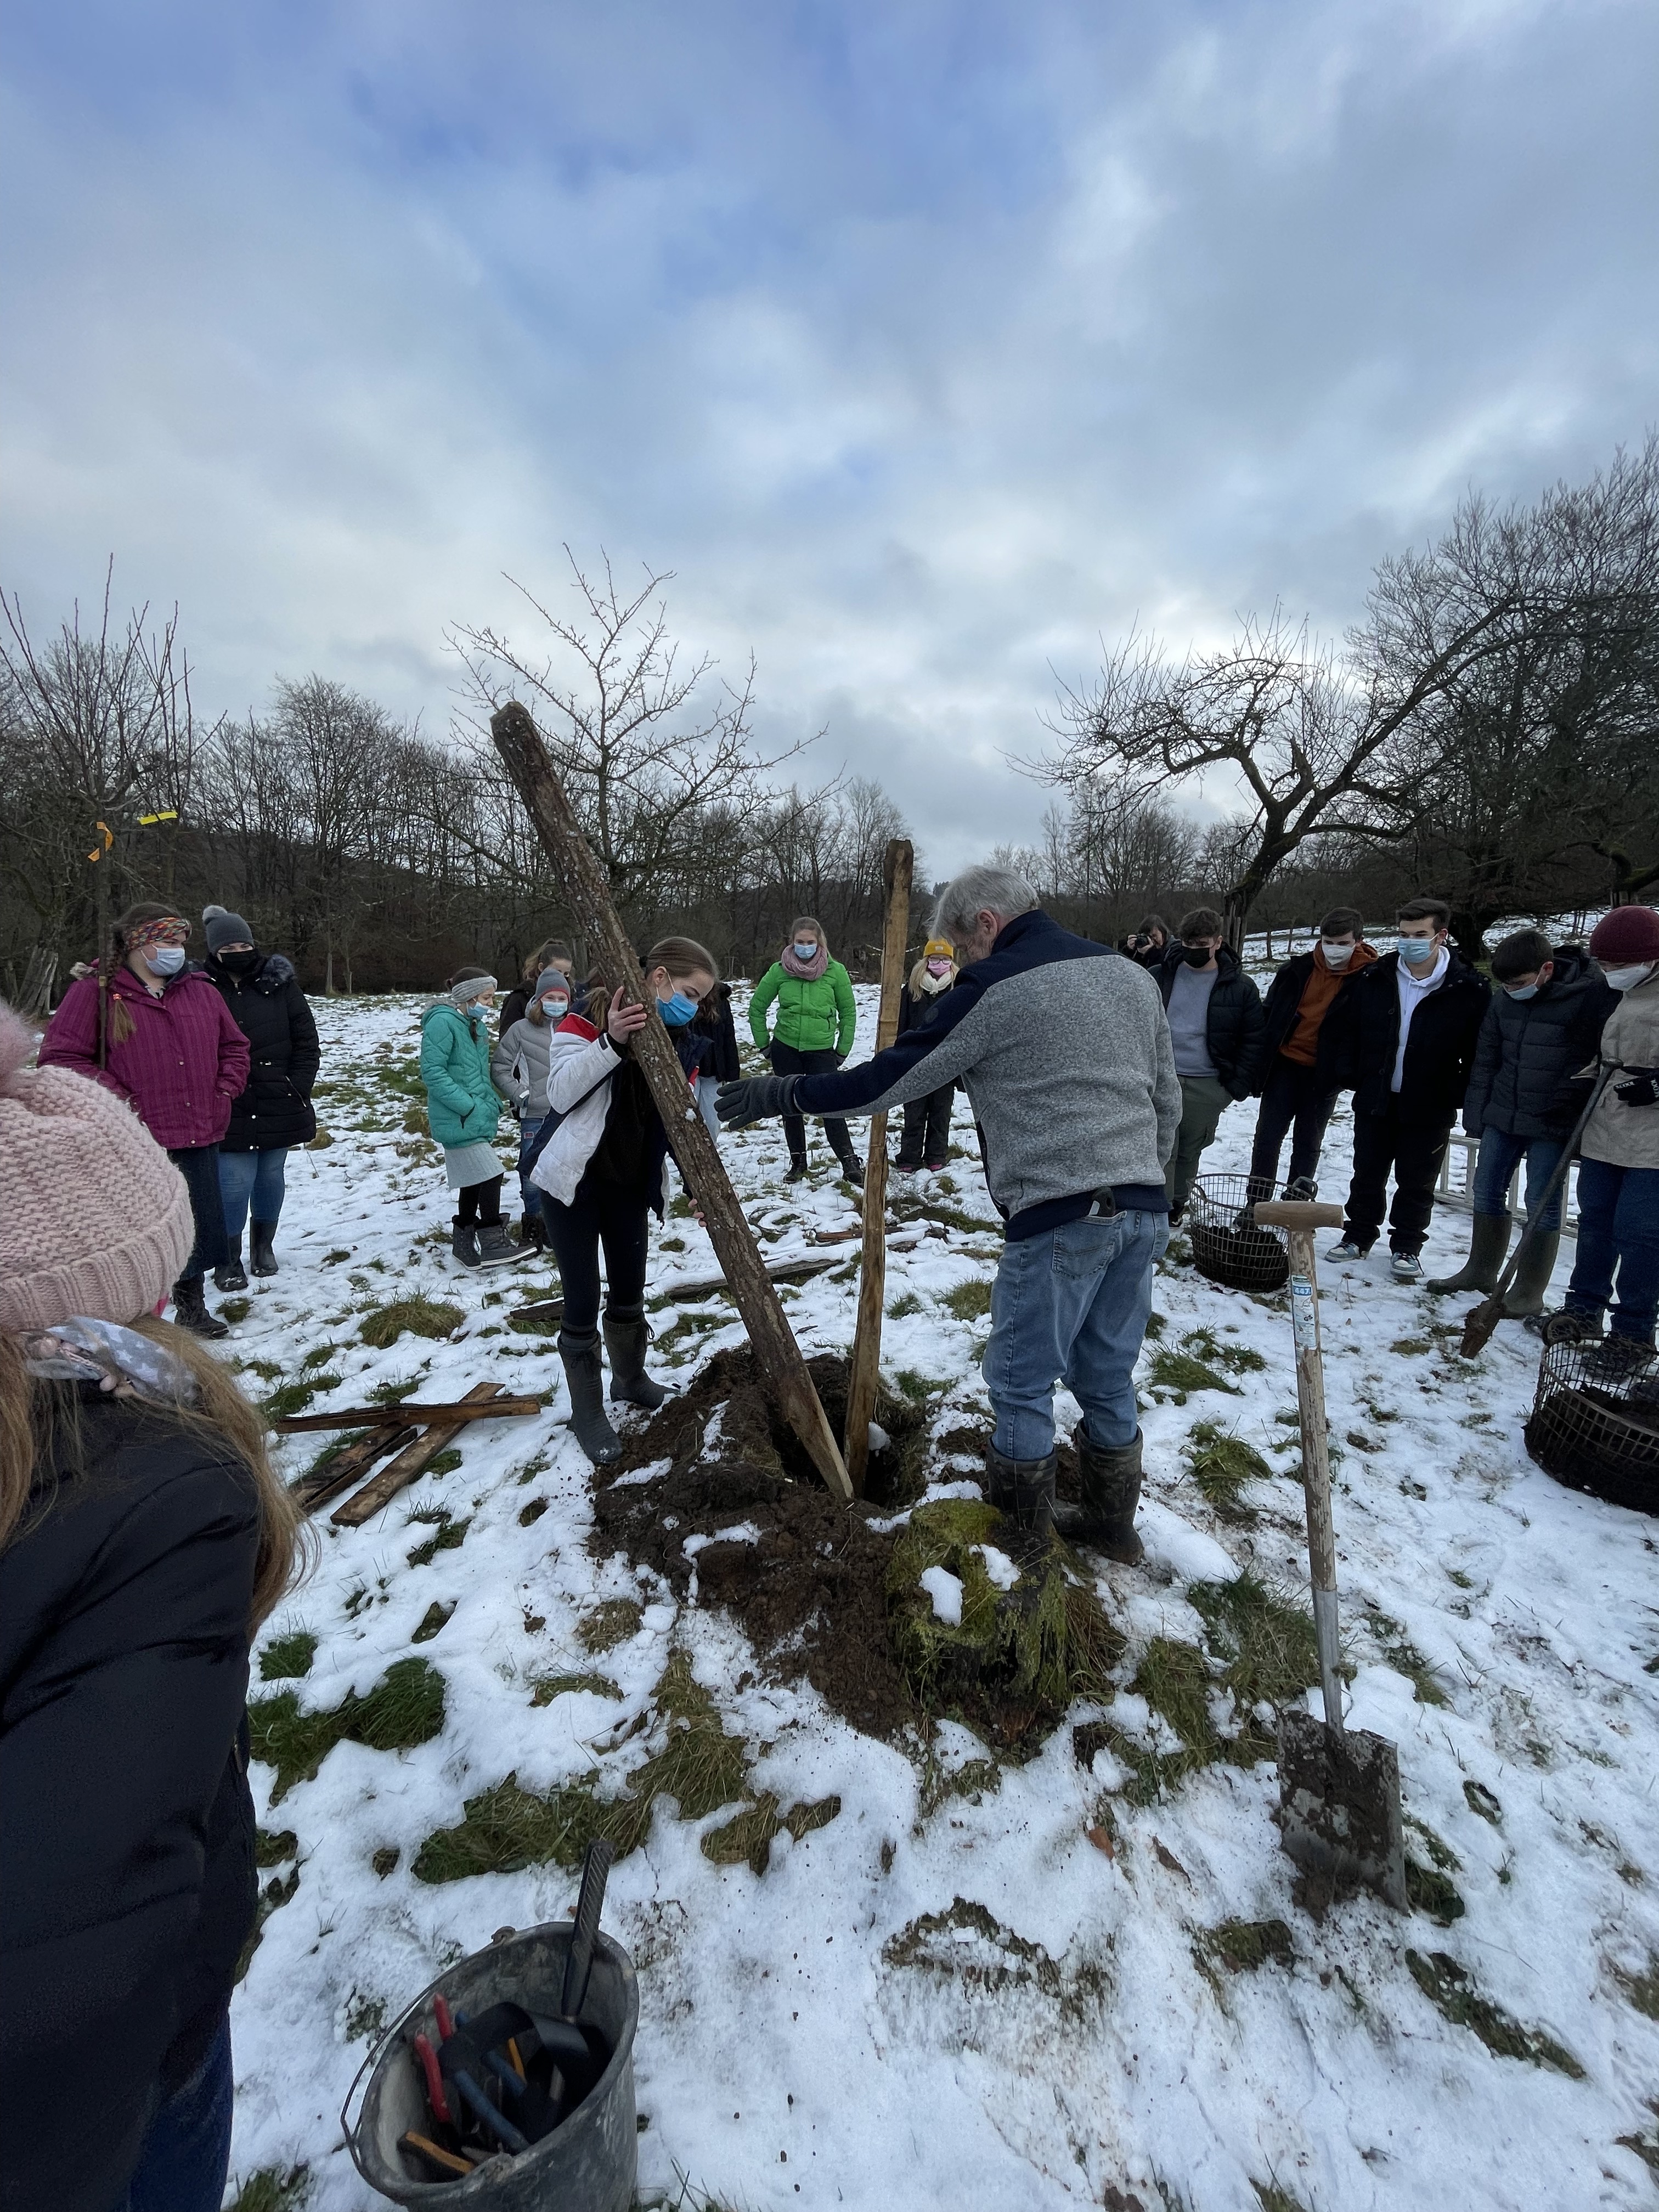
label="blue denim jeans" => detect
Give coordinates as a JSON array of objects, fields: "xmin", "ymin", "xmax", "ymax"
[
  {"xmin": 983, "ymin": 1208, "xmax": 1168, "ymax": 1459},
  {"xmin": 216, "ymin": 1147, "xmax": 289, "ymax": 1240},
  {"xmin": 114, "ymin": 2016, "xmax": 234, "ymax": 2212},
  {"xmin": 1566, "ymin": 1158, "xmax": 1659, "ymax": 1344},
  {"xmin": 1471, "ymin": 1127, "xmax": 1567, "ymax": 1232}
]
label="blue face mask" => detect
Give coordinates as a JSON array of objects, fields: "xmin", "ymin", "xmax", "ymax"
[
  {"xmin": 149, "ymin": 944, "xmax": 188, "ymax": 976},
  {"xmin": 793, "ymin": 943, "xmax": 819, "ymax": 961},
  {"xmin": 1504, "ymin": 982, "xmax": 1539, "ymax": 1001},
  {"xmin": 1398, "ymin": 936, "xmax": 1437, "ymax": 964},
  {"xmin": 659, "ymin": 990, "xmax": 698, "ymax": 1027}
]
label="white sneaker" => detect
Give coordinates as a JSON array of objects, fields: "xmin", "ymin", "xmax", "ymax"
[
  {"xmin": 1390, "ymin": 1250, "xmax": 1423, "ymax": 1283},
  {"xmin": 1325, "ymin": 1238, "xmax": 1369, "ymax": 1262}
]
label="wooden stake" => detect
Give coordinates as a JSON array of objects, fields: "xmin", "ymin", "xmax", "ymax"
[
  {"xmin": 273, "ymin": 1397, "xmax": 541, "ymax": 1434},
  {"xmin": 490, "ymin": 701, "xmax": 851, "ymax": 1504},
  {"xmin": 290, "ymin": 1424, "xmax": 417, "ymax": 1513},
  {"xmin": 843, "ymin": 839, "xmax": 912, "ymax": 1495},
  {"xmin": 331, "ymin": 1383, "xmax": 506, "ymax": 1527}
]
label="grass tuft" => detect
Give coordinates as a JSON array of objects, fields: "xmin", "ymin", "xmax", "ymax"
[
  {"xmin": 407, "ymin": 1514, "xmax": 470, "ymax": 1568},
  {"xmin": 578, "ymin": 1598, "xmax": 644, "ymax": 1653},
  {"xmin": 1185, "ymin": 1421, "xmax": 1271, "ymax": 1521},
  {"xmin": 1188, "ymin": 1575, "xmax": 1320, "ymax": 1720},
  {"xmin": 258, "ymin": 1629, "xmax": 317, "ymax": 1681},
  {"xmin": 262, "ymin": 1375, "xmax": 342, "ymax": 1420},
  {"xmin": 225, "ymin": 2167, "xmax": 311, "ymax": 2212},
  {"xmin": 1406, "ymin": 1950, "xmax": 1584, "ymax": 2076},
  {"xmin": 1147, "ymin": 1349, "xmax": 1238, "ymax": 1402},
  {"xmin": 359, "ymin": 1296, "xmax": 464, "ymax": 1349},
  {"xmin": 943, "ymin": 1279, "xmax": 994, "ymax": 1322},
  {"xmin": 1612, "ymin": 1954, "xmax": 1659, "ymax": 2021},
  {"xmin": 529, "ymin": 1671, "xmax": 623, "ymax": 1705},
  {"xmin": 411, "ymin": 1601, "xmax": 455, "ymax": 1645},
  {"xmin": 1197, "ymin": 1917, "xmax": 1295, "ymax": 1978},
  {"xmin": 249, "ymin": 1657, "xmax": 446, "ymax": 1802}
]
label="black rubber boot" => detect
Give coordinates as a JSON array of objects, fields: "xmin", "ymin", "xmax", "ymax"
[
  {"xmin": 1427, "ymin": 1212, "xmax": 1511, "ymax": 1295},
  {"xmin": 1502, "ymin": 1229, "xmax": 1560, "ymax": 1319},
  {"xmin": 785, "ymin": 1158, "xmax": 809, "ymax": 1183},
  {"xmin": 1053, "ymin": 1424, "xmax": 1144, "ymax": 1564},
  {"xmin": 172, "ymin": 1276, "xmax": 230, "ymax": 1339},
  {"xmin": 837, "ymin": 1151, "xmax": 865, "ymax": 1187},
  {"xmin": 249, "ymin": 1221, "xmax": 278, "ymax": 1277},
  {"xmin": 559, "ymin": 1330, "xmax": 622, "ymax": 1464},
  {"xmin": 604, "ymin": 1306, "xmax": 667, "ymax": 1409},
  {"xmin": 517, "ymin": 1214, "xmax": 548, "ymax": 1251},
  {"xmin": 476, "ymin": 1221, "xmax": 519, "ymax": 1268},
  {"xmin": 451, "ymin": 1217, "xmax": 481, "ymax": 1269},
  {"xmin": 985, "ymin": 1442, "xmax": 1057, "ymax": 1552},
  {"xmin": 213, "ymin": 1239, "xmax": 248, "ymax": 1292}
]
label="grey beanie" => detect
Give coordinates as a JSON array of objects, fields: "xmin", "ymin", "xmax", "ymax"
[
  {"xmin": 533, "ymin": 968, "xmax": 571, "ymax": 1003},
  {"xmin": 202, "ymin": 904, "xmax": 253, "ymax": 953}
]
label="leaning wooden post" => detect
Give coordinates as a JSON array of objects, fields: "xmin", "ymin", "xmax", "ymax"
[
  {"xmin": 490, "ymin": 700, "xmax": 852, "ymax": 1505},
  {"xmin": 843, "ymin": 840, "xmax": 912, "ymax": 1495}
]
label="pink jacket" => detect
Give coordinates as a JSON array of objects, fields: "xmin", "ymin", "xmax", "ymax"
[{"xmin": 41, "ymin": 967, "xmax": 253, "ymax": 1150}]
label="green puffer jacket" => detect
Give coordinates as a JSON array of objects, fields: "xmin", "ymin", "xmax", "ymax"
[
  {"xmin": 749, "ymin": 960, "xmax": 857, "ymax": 1057},
  {"xmin": 419, "ymin": 1000, "xmax": 505, "ymax": 1148}
]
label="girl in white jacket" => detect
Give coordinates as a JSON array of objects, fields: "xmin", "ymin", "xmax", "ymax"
[{"xmin": 531, "ymin": 935, "xmax": 717, "ymax": 1463}]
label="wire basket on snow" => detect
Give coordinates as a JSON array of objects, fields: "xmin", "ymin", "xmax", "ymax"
[
  {"xmin": 1524, "ymin": 1339, "xmax": 1659, "ymax": 1514},
  {"xmin": 1186, "ymin": 1174, "xmax": 1291, "ymax": 1294}
]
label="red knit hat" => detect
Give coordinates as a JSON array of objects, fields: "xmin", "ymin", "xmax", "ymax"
[
  {"xmin": 1588, "ymin": 906, "xmax": 1659, "ymax": 964},
  {"xmin": 0, "ymin": 1002, "xmax": 195, "ymax": 1334}
]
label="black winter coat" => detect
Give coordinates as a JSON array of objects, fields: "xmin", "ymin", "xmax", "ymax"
[
  {"xmin": 1322, "ymin": 949, "xmax": 1492, "ymax": 1124},
  {"xmin": 1156, "ymin": 944, "xmax": 1266, "ymax": 1100},
  {"xmin": 694, "ymin": 983, "xmax": 741, "ymax": 1082},
  {"xmin": 0, "ymin": 1396, "xmax": 261, "ymax": 2212},
  {"xmin": 1462, "ymin": 949, "xmax": 1617, "ymax": 1139},
  {"xmin": 206, "ymin": 950, "xmax": 320, "ymax": 1150},
  {"xmin": 1255, "ymin": 947, "xmax": 1374, "ymax": 1082}
]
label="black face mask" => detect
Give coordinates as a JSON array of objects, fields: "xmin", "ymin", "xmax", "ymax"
[
  {"xmin": 1182, "ymin": 945, "xmax": 1214, "ymax": 967},
  {"xmin": 217, "ymin": 949, "xmax": 259, "ymax": 975}
]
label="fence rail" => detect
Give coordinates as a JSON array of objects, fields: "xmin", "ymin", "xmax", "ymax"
[{"xmin": 1435, "ymin": 1131, "xmax": 1579, "ymax": 1240}]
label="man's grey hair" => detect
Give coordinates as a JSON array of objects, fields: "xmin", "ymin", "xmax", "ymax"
[{"xmin": 933, "ymin": 864, "xmax": 1040, "ymax": 944}]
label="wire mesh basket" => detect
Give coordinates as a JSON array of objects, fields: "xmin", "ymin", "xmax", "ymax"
[
  {"xmin": 1524, "ymin": 1339, "xmax": 1659, "ymax": 1514},
  {"xmin": 1186, "ymin": 1174, "xmax": 1292, "ymax": 1294}
]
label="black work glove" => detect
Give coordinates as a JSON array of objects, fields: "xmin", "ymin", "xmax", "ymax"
[
  {"xmin": 1613, "ymin": 1070, "xmax": 1659, "ymax": 1108},
  {"xmin": 716, "ymin": 1074, "xmax": 800, "ymax": 1126}
]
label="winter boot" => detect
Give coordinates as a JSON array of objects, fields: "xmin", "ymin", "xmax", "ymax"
[
  {"xmin": 837, "ymin": 1150, "xmax": 865, "ymax": 1187},
  {"xmin": 1501, "ymin": 1228, "xmax": 1560, "ymax": 1319},
  {"xmin": 213, "ymin": 1239, "xmax": 248, "ymax": 1293},
  {"xmin": 172, "ymin": 1276, "xmax": 230, "ymax": 1339},
  {"xmin": 1283, "ymin": 1174, "xmax": 1319, "ymax": 1201},
  {"xmin": 603, "ymin": 1305, "xmax": 667, "ymax": 1409},
  {"xmin": 558, "ymin": 1330, "xmax": 622, "ymax": 1464},
  {"xmin": 985, "ymin": 1441, "xmax": 1057, "ymax": 1551},
  {"xmin": 450, "ymin": 1217, "xmax": 482, "ymax": 1269},
  {"xmin": 1052, "ymin": 1424, "xmax": 1145, "ymax": 1565},
  {"xmin": 785, "ymin": 1156, "xmax": 809, "ymax": 1183},
  {"xmin": 476, "ymin": 1221, "xmax": 519, "ymax": 1268},
  {"xmin": 517, "ymin": 1213, "xmax": 548, "ymax": 1251},
  {"xmin": 1427, "ymin": 1212, "xmax": 1511, "ymax": 1295},
  {"xmin": 249, "ymin": 1221, "xmax": 278, "ymax": 1277}
]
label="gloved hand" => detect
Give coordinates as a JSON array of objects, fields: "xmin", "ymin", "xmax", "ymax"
[
  {"xmin": 1613, "ymin": 1070, "xmax": 1659, "ymax": 1108},
  {"xmin": 716, "ymin": 1074, "xmax": 800, "ymax": 1126}
]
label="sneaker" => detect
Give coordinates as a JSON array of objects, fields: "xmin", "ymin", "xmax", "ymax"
[
  {"xmin": 1526, "ymin": 1306, "xmax": 1600, "ymax": 1343},
  {"xmin": 893, "ymin": 1161, "xmax": 921, "ymax": 1177},
  {"xmin": 1325, "ymin": 1237, "xmax": 1369, "ymax": 1262},
  {"xmin": 1283, "ymin": 1175, "xmax": 1318, "ymax": 1201},
  {"xmin": 1390, "ymin": 1250, "xmax": 1424, "ymax": 1283}
]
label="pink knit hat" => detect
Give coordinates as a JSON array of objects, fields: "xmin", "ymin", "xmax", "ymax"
[
  {"xmin": 0, "ymin": 1002, "xmax": 195, "ymax": 1334},
  {"xmin": 1588, "ymin": 906, "xmax": 1659, "ymax": 964}
]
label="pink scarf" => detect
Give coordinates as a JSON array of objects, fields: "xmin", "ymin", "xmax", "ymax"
[{"xmin": 781, "ymin": 941, "xmax": 830, "ymax": 982}]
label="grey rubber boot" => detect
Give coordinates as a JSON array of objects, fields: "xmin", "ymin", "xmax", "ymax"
[
  {"xmin": 249, "ymin": 1221, "xmax": 279, "ymax": 1277},
  {"xmin": 985, "ymin": 1442, "xmax": 1057, "ymax": 1545},
  {"xmin": 213, "ymin": 1239, "xmax": 248, "ymax": 1292},
  {"xmin": 1427, "ymin": 1211, "xmax": 1511, "ymax": 1294},
  {"xmin": 1502, "ymin": 1229, "xmax": 1560, "ymax": 1318},
  {"xmin": 1052, "ymin": 1423, "xmax": 1145, "ymax": 1565},
  {"xmin": 558, "ymin": 1330, "xmax": 622, "ymax": 1464},
  {"xmin": 603, "ymin": 1306, "xmax": 667, "ymax": 1409}
]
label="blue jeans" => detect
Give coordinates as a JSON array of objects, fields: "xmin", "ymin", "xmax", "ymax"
[
  {"xmin": 1567, "ymin": 1158, "xmax": 1659, "ymax": 1344},
  {"xmin": 1471, "ymin": 1127, "xmax": 1567, "ymax": 1232},
  {"xmin": 517, "ymin": 1118, "xmax": 549, "ymax": 1223},
  {"xmin": 114, "ymin": 2016, "xmax": 234, "ymax": 2212},
  {"xmin": 217, "ymin": 1148, "xmax": 289, "ymax": 1240},
  {"xmin": 983, "ymin": 1209, "xmax": 1168, "ymax": 1459}
]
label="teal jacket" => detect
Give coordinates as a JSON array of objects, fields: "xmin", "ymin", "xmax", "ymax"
[
  {"xmin": 749, "ymin": 960, "xmax": 857, "ymax": 1057},
  {"xmin": 419, "ymin": 1000, "xmax": 505, "ymax": 1148}
]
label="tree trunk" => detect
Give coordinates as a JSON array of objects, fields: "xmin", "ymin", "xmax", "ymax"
[
  {"xmin": 491, "ymin": 701, "xmax": 851, "ymax": 1504},
  {"xmin": 844, "ymin": 840, "xmax": 912, "ymax": 1496}
]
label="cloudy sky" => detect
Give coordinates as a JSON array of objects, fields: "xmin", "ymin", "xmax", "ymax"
[{"xmin": 3, "ymin": 0, "xmax": 1655, "ymax": 870}]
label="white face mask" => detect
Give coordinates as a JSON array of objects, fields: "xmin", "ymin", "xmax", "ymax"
[
  {"xmin": 149, "ymin": 944, "xmax": 188, "ymax": 976},
  {"xmin": 1397, "ymin": 935, "xmax": 1439, "ymax": 965},
  {"xmin": 1321, "ymin": 940, "xmax": 1355, "ymax": 967},
  {"xmin": 1602, "ymin": 962, "xmax": 1657, "ymax": 992}
]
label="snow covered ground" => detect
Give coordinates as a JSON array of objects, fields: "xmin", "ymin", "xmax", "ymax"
[{"xmin": 223, "ymin": 983, "xmax": 1659, "ymax": 2212}]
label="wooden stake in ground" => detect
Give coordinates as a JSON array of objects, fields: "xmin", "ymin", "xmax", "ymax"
[
  {"xmin": 843, "ymin": 838, "xmax": 912, "ymax": 1494},
  {"xmin": 331, "ymin": 1383, "xmax": 508, "ymax": 1528},
  {"xmin": 490, "ymin": 700, "xmax": 851, "ymax": 1504}
]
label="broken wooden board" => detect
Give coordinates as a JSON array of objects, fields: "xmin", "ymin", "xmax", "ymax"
[
  {"xmin": 290, "ymin": 1425, "xmax": 417, "ymax": 1514},
  {"xmin": 273, "ymin": 1397, "xmax": 541, "ymax": 1433},
  {"xmin": 331, "ymin": 1383, "xmax": 509, "ymax": 1527}
]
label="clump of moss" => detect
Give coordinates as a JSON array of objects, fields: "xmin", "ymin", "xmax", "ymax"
[
  {"xmin": 529, "ymin": 1671, "xmax": 623, "ymax": 1706},
  {"xmin": 258, "ymin": 1629, "xmax": 317, "ymax": 1681},
  {"xmin": 249, "ymin": 1657, "xmax": 446, "ymax": 1803},
  {"xmin": 578, "ymin": 1597, "xmax": 644, "ymax": 1654},
  {"xmin": 1185, "ymin": 1422, "xmax": 1271, "ymax": 1522},
  {"xmin": 412, "ymin": 1601, "xmax": 454, "ymax": 1645},
  {"xmin": 1196, "ymin": 1917, "xmax": 1295, "ymax": 1979},
  {"xmin": 359, "ymin": 1296, "xmax": 464, "ymax": 1349},
  {"xmin": 702, "ymin": 1792, "xmax": 842, "ymax": 1875},
  {"xmin": 1406, "ymin": 1950, "xmax": 1583, "ymax": 2076},
  {"xmin": 1148, "ymin": 1349, "xmax": 1238, "ymax": 1403}
]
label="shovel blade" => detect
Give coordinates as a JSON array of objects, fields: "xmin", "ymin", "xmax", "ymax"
[{"xmin": 1277, "ymin": 1708, "xmax": 1406, "ymax": 1911}]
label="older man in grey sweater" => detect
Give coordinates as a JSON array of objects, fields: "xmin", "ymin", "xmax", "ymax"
[{"xmin": 719, "ymin": 864, "xmax": 1180, "ymax": 1558}]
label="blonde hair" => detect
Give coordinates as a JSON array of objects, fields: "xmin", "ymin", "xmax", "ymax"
[
  {"xmin": 642, "ymin": 935, "xmax": 718, "ymax": 984},
  {"xmin": 787, "ymin": 917, "xmax": 825, "ymax": 946},
  {"xmin": 0, "ymin": 1319, "xmax": 311, "ymax": 1633}
]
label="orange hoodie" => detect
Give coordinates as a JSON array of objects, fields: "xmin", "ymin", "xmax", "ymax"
[{"xmin": 1280, "ymin": 939, "xmax": 1379, "ymax": 1065}]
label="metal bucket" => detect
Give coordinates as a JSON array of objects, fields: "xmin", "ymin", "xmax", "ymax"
[{"xmin": 343, "ymin": 1922, "xmax": 639, "ymax": 2209}]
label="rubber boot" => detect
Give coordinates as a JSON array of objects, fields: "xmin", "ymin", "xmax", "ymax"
[
  {"xmin": 172, "ymin": 1276, "xmax": 230, "ymax": 1339},
  {"xmin": 985, "ymin": 1442, "xmax": 1057, "ymax": 1552},
  {"xmin": 517, "ymin": 1213, "xmax": 548, "ymax": 1251},
  {"xmin": 785, "ymin": 1154, "xmax": 809, "ymax": 1184},
  {"xmin": 1501, "ymin": 1228, "xmax": 1560, "ymax": 1319},
  {"xmin": 213, "ymin": 1239, "xmax": 248, "ymax": 1293},
  {"xmin": 450, "ymin": 1217, "xmax": 481, "ymax": 1269},
  {"xmin": 1052, "ymin": 1424, "xmax": 1145, "ymax": 1565},
  {"xmin": 1427, "ymin": 1212, "xmax": 1511, "ymax": 1295},
  {"xmin": 603, "ymin": 1306, "xmax": 667, "ymax": 1409},
  {"xmin": 249, "ymin": 1221, "xmax": 278, "ymax": 1277},
  {"xmin": 559, "ymin": 1330, "xmax": 622, "ymax": 1464}
]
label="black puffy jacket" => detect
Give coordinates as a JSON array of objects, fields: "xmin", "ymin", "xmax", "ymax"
[
  {"xmin": 1156, "ymin": 944, "xmax": 1266, "ymax": 1100},
  {"xmin": 1462, "ymin": 949, "xmax": 1617, "ymax": 1139},
  {"xmin": 0, "ymin": 1396, "xmax": 261, "ymax": 2212},
  {"xmin": 1322, "ymin": 949, "xmax": 1492, "ymax": 1124},
  {"xmin": 206, "ymin": 950, "xmax": 320, "ymax": 1150}
]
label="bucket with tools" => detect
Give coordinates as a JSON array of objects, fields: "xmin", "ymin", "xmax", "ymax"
[{"xmin": 344, "ymin": 1843, "xmax": 638, "ymax": 2208}]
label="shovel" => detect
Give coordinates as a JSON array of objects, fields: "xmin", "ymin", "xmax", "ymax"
[
  {"xmin": 1457, "ymin": 1064, "xmax": 1615, "ymax": 1359},
  {"xmin": 1252, "ymin": 1200, "xmax": 1406, "ymax": 1910}
]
